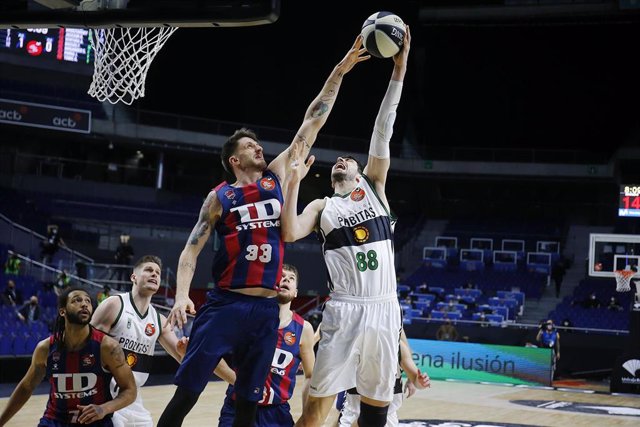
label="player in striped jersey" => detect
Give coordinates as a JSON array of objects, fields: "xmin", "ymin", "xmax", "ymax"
[
  {"xmin": 282, "ymin": 26, "xmax": 412, "ymax": 427},
  {"xmin": 0, "ymin": 287, "xmax": 136, "ymax": 426},
  {"xmin": 158, "ymin": 36, "xmax": 370, "ymax": 427},
  {"xmin": 214, "ymin": 263, "xmax": 315, "ymax": 426}
]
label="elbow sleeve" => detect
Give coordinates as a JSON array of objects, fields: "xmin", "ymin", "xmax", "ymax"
[{"xmin": 369, "ymin": 80, "xmax": 403, "ymax": 159}]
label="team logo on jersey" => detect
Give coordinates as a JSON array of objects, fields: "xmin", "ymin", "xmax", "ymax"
[
  {"xmin": 52, "ymin": 352, "xmax": 61, "ymax": 362},
  {"xmin": 145, "ymin": 323, "xmax": 156, "ymax": 336},
  {"xmin": 284, "ymin": 331, "xmax": 297, "ymax": 345},
  {"xmin": 260, "ymin": 177, "xmax": 275, "ymax": 191},
  {"xmin": 224, "ymin": 189, "xmax": 235, "ymax": 200},
  {"xmin": 126, "ymin": 352, "xmax": 138, "ymax": 367},
  {"xmin": 81, "ymin": 354, "xmax": 95, "ymax": 367},
  {"xmin": 353, "ymin": 226, "xmax": 370, "ymax": 243},
  {"xmin": 127, "ymin": 318, "xmax": 132, "ymax": 329},
  {"xmin": 351, "ymin": 187, "xmax": 365, "ymax": 202}
]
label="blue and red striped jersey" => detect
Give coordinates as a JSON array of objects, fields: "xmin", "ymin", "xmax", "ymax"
[
  {"xmin": 226, "ymin": 312, "xmax": 305, "ymax": 406},
  {"xmin": 211, "ymin": 169, "xmax": 285, "ymax": 291},
  {"xmin": 42, "ymin": 328, "xmax": 113, "ymax": 424}
]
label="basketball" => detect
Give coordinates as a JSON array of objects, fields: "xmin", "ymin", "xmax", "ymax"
[{"xmin": 361, "ymin": 11, "xmax": 406, "ymax": 59}]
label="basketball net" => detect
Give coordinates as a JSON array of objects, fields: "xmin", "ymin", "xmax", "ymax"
[
  {"xmin": 87, "ymin": 26, "xmax": 178, "ymax": 105},
  {"xmin": 614, "ymin": 269, "xmax": 635, "ymax": 292}
]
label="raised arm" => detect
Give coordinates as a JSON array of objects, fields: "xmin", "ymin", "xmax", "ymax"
[
  {"xmin": 268, "ymin": 35, "xmax": 370, "ymax": 182},
  {"xmin": 168, "ymin": 190, "xmax": 221, "ymax": 330},
  {"xmin": 280, "ymin": 164, "xmax": 325, "ymax": 242},
  {"xmin": 0, "ymin": 338, "xmax": 48, "ymax": 425},
  {"xmin": 299, "ymin": 320, "xmax": 316, "ymax": 406},
  {"xmin": 158, "ymin": 313, "xmax": 186, "ymax": 363},
  {"xmin": 76, "ymin": 336, "xmax": 136, "ymax": 424},
  {"xmin": 363, "ymin": 25, "xmax": 411, "ymax": 198}
]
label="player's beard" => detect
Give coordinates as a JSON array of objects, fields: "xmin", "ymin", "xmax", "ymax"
[
  {"xmin": 66, "ymin": 310, "xmax": 91, "ymax": 326},
  {"xmin": 277, "ymin": 292, "xmax": 295, "ymax": 304}
]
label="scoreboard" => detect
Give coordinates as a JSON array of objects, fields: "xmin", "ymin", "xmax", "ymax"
[
  {"xmin": 0, "ymin": 28, "xmax": 93, "ymax": 74},
  {"xmin": 619, "ymin": 185, "xmax": 640, "ymax": 218}
]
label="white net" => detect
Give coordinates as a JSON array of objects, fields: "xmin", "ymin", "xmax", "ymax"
[
  {"xmin": 614, "ymin": 269, "xmax": 635, "ymax": 292},
  {"xmin": 88, "ymin": 26, "xmax": 178, "ymax": 105}
]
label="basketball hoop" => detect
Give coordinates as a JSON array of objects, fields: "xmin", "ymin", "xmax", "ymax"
[
  {"xmin": 87, "ymin": 26, "xmax": 178, "ymax": 105},
  {"xmin": 614, "ymin": 269, "xmax": 635, "ymax": 292}
]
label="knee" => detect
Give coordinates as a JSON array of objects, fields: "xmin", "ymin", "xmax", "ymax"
[{"xmin": 358, "ymin": 401, "xmax": 389, "ymax": 427}]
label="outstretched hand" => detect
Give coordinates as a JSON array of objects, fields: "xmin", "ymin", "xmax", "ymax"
[
  {"xmin": 166, "ymin": 297, "xmax": 196, "ymax": 331},
  {"xmin": 393, "ymin": 24, "xmax": 411, "ymax": 67},
  {"xmin": 288, "ymin": 140, "xmax": 316, "ymax": 184},
  {"xmin": 336, "ymin": 34, "xmax": 371, "ymax": 73}
]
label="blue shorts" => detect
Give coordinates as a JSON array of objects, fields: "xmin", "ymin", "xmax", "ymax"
[
  {"xmin": 175, "ymin": 288, "xmax": 279, "ymax": 400},
  {"xmin": 218, "ymin": 394, "xmax": 293, "ymax": 427},
  {"xmin": 38, "ymin": 417, "xmax": 113, "ymax": 427}
]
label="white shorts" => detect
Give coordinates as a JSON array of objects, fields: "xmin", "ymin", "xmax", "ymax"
[
  {"xmin": 112, "ymin": 397, "xmax": 153, "ymax": 427},
  {"xmin": 338, "ymin": 390, "xmax": 403, "ymax": 427},
  {"xmin": 309, "ymin": 294, "xmax": 402, "ymax": 402}
]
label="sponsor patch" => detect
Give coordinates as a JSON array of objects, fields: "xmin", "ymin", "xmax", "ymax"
[
  {"xmin": 353, "ymin": 226, "xmax": 369, "ymax": 243},
  {"xmin": 260, "ymin": 177, "xmax": 275, "ymax": 190},
  {"xmin": 284, "ymin": 331, "xmax": 296, "ymax": 345},
  {"xmin": 145, "ymin": 323, "xmax": 156, "ymax": 336},
  {"xmin": 81, "ymin": 353, "xmax": 95, "ymax": 367},
  {"xmin": 350, "ymin": 187, "xmax": 365, "ymax": 202},
  {"xmin": 126, "ymin": 352, "xmax": 138, "ymax": 368}
]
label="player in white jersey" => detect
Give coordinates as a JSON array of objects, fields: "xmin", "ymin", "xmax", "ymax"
[
  {"xmin": 282, "ymin": 25, "xmax": 412, "ymax": 427},
  {"xmin": 91, "ymin": 255, "xmax": 185, "ymax": 427}
]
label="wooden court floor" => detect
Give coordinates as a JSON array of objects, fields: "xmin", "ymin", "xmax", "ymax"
[{"xmin": 2, "ymin": 378, "xmax": 639, "ymax": 426}]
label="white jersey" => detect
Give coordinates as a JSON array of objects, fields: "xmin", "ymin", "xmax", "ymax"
[
  {"xmin": 319, "ymin": 175, "xmax": 397, "ymax": 298},
  {"xmin": 108, "ymin": 292, "xmax": 161, "ymax": 396}
]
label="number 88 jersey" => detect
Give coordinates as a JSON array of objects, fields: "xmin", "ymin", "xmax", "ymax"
[
  {"xmin": 319, "ymin": 175, "xmax": 398, "ymax": 297},
  {"xmin": 212, "ymin": 170, "xmax": 284, "ymax": 291}
]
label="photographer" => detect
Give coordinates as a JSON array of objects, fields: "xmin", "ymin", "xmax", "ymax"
[{"xmin": 536, "ymin": 319, "xmax": 560, "ymax": 380}]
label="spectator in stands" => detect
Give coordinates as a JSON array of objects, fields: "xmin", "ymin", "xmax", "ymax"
[
  {"xmin": 40, "ymin": 224, "xmax": 65, "ymax": 265},
  {"xmin": 579, "ymin": 292, "xmax": 601, "ymax": 309},
  {"xmin": 4, "ymin": 253, "xmax": 21, "ymax": 275},
  {"xmin": 53, "ymin": 270, "xmax": 71, "ymax": 296},
  {"xmin": 17, "ymin": 295, "xmax": 41, "ymax": 323},
  {"xmin": 463, "ymin": 281, "xmax": 477, "ymax": 290},
  {"xmin": 607, "ymin": 296, "xmax": 624, "ymax": 312},
  {"xmin": 113, "ymin": 233, "xmax": 135, "ymax": 289},
  {"xmin": 97, "ymin": 285, "xmax": 111, "ymax": 304},
  {"xmin": 477, "ymin": 312, "xmax": 489, "ymax": 328},
  {"xmin": 442, "ymin": 300, "xmax": 457, "ymax": 313},
  {"xmin": 417, "ymin": 281, "xmax": 428, "ymax": 293},
  {"xmin": 551, "ymin": 259, "xmax": 566, "ymax": 298},
  {"xmin": 2, "ymin": 279, "xmax": 22, "ymax": 307},
  {"xmin": 436, "ymin": 319, "xmax": 459, "ymax": 341},
  {"xmin": 561, "ymin": 318, "xmax": 573, "ymax": 332}
]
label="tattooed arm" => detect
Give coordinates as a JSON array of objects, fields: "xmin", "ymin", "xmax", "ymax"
[
  {"xmin": 77, "ymin": 336, "xmax": 136, "ymax": 424},
  {"xmin": 0, "ymin": 338, "xmax": 49, "ymax": 425},
  {"xmin": 166, "ymin": 190, "xmax": 221, "ymax": 330},
  {"xmin": 267, "ymin": 34, "xmax": 370, "ymax": 184}
]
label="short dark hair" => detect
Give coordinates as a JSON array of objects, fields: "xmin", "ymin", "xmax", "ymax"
[
  {"xmin": 221, "ymin": 128, "xmax": 259, "ymax": 175},
  {"xmin": 343, "ymin": 155, "xmax": 364, "ymax": 174},
  {"xmin": 282, "ymin": 263, "xmax": 299, "ymax": 282},
  {"xmin": 133, "ymin": 255, "xmax": 162, "ymax": 270}
]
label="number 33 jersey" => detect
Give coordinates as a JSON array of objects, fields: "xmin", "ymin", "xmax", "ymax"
[
  {"xmin": 319, "ymin": 175, "xmax": 397, "ymax": 297},
  {"xmin": 212, "ymin": 169, "xmax": 284, "ymax": 291}
]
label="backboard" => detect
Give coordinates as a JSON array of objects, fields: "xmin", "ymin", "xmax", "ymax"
[
  {"xmin": 589, "ymin": 233, "xmax": 640, "ymax": 278},
  {"xmin": 0, "ymin": 0, "xmax": 281, "ymax": 29}
]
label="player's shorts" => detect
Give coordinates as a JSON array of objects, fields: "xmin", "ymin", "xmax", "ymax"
[
  {"xmin": 338, "ymin": 384, "xmax": 403, "ymax": 427},
  {"xmin": 38, "ymin": 417, "xmax": 114, "ymax": 427},
  {"xmin": 112, "ymin": 397, "xmax": 153, "ymax": 427},
  {"xmin": 174, "ymin": 288, "xmax": 279, "ymax": 401},
  {"xmin": 218, "ymin": 393, "xmax": 294, "ymax": 427},
  {"xmin": 309, "ymin": 293, "xmax": 402, "ymax": 402}
]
